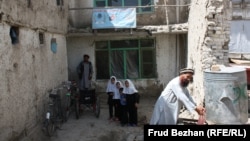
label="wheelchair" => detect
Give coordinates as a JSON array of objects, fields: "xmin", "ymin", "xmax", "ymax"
[{"xmin": 74, "ymin": 89, "xmax": 100, "ymax": 119}]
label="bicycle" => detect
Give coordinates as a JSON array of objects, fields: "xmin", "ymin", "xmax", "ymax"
[
  {"xmin": 43, "ymin": 88, "xmax": 64, "ymax": 137},
  {"xmin": 62, "ymin": 80, "xmax": 78, "ymax": 122}
]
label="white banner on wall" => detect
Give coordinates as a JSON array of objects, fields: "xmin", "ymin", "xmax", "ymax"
[{"xmin": 92, "ymin": 8, "xmax": 136, "ymax": 29}]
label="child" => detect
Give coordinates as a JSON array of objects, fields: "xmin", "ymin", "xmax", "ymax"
[
  {"xmin": 106, "ymin": 76, "xmax": 117, "ymax": 121},
  {"xmin": 113, "ymin": 81, "xmax": 122, "ymax": 121},
  {"xmin": 122, "ymin": 79, "xmax": 140, "ymax": 127},
  {"xmin": 113, "ymin": 81, "xmax": 128, "ymax": 126},
  {"xmin": 119, "ymin": 86, "xmax": 128, "ymax": 126}
]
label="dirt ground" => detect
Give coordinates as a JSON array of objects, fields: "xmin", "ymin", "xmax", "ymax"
[
  {"xmin": 21, "ymin": 91, "xmax": 250, "ymax": 141},
  {"xmin": 45, "ymin": 93, "xmax": 157, "ymax": 141},
  {"xmin": 36, "ymin": 91, "xmax": 250, "ymax": 141}
]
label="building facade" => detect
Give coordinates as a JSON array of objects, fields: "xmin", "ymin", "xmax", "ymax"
[
  {"xmin": 0, "ymin": 0, "xmax": 234, "ymax": 140},
  {"xmin": 67, "ymin": 0, "xmax": 232, "ymax": 111},
  {"xmin": 67, "ymin": 0, "xmax": 191, "ymax": 96}
]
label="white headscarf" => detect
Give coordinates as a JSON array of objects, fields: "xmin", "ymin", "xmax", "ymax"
[
  {"xmin": 113, "ymin": 81, "xmax": 123, "ymax": 99},
  {"xmin": 106, "ymin": 76, "xmax": 117, "ymax": 93},
  {"xmin": 122, "ymin": 79, "xmax": 138, "ymax": 95},
  {"xmin": 116, "ymin": 81, "xmax": 124, "ymax": 89}
]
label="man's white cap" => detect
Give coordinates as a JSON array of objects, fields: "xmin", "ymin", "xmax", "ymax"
[{"xmin": 179, "ymin": 68, "xmax": 195, "ymax": 75}]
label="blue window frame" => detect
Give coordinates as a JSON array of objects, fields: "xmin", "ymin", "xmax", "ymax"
[
  {"xmin": 94, "ymin": 0, "xmax": 154, "ymax": 13},
  {"xmin": 95, "ymin": 38, "xmax": 156, "ymax": 79}
]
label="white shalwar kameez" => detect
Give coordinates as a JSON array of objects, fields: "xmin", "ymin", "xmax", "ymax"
[{"xmin": 150, "ymin": 76, "xmax": 197, "ymax": 125}]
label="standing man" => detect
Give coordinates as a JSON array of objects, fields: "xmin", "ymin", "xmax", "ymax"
[
  {"xmin": 150, "ymin": 68, "xmax": 205, "ymax": 125},
  {"xmin": 77, "ymin": 54, "xmax": 93, "ymax": 90}
]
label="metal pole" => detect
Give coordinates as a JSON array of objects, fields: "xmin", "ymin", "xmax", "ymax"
[{"xmin": 164, "ymin": 0, "xmax": 169, "ymax": 25}]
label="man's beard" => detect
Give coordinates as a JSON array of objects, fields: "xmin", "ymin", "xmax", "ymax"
[{"xmin": 181, "ymin": 80, "xmax": 189, "ymax": 87}]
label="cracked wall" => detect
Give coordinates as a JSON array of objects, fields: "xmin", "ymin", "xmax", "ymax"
[
  {"xmin": 187, "ymin": 0, "xmax": 231, "ymax": 108},
  {"xmin": 0, "ymin": 0, "xmax": 69, "ymax": 140}
]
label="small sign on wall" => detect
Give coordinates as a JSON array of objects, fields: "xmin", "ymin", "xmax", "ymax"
[{"xmin": 51, "ymin": 38, "xmax": 57, "ymax": 53}]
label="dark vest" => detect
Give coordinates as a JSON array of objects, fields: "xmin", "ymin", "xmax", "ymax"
[{"xmin": 78, "ymin": 61, "xmax": 92, "ymax": 79}]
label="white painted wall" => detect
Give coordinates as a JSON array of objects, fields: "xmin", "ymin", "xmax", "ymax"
[
  {"xmin": 155, "ymin": 34, "xmax": 178, "ymax": 86},
  {"xmin": 187, "ymin": 0, "xmax": 208, "ymax": 106}
]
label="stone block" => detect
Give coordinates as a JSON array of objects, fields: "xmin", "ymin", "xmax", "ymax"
[
  {"xmin": 216, "ymin": 8, "xmax": 223, "ymax": 13},
  {"xmin": 207, "ymin": 30, "xmax": 216, "ymax": 35},
  {"xmin": 208, "ymin": 21, "xmax": 216, "ymax": 26},
  {"xmin": 214, "ymin": 27, "xmax": 223, "ymax": 30},
  {"xmin": 208, "ymin": 34, "xmax": 218, "ymax": 38},
  {"xmin": 211, "ymin": 45, "xmax": 221, "ymax": 50},
  {"xmin": 228, "ymin": 53, "xmax": 242, "ymax": 59},
  {"xmin": 204, "ymin": 37, "xmax": 213, "ymax": 44},
  {"xmin": 206, "ymin": 13, "xmax": 214, "ymax": 19},
  {"xmin": 215, "ymin": 31, "xmax": 224, "ymax": 34},
  {"xmin": 210, "ymin": 65, "xmax": 221, "ymax": 71},
  {"xmin": 214, "ymin": 38, "xmax": 225, "ymax": 42},
  {"xmin": 242, "ymin": 54, "xmax": 250, "ymax": 60},
  {"xmin": 208, "ymin": 26, "xmax": 215, "ymax": 30}
]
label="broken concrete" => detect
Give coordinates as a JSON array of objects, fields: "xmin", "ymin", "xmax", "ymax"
[{"xmin": 187, "ymin": 0, "xmax": 231, "ymax": 108}]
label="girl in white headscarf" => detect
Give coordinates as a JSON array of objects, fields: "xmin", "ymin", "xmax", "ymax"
[
  {"xmin": 106, "ymin": 76, "xmax": 117, "ymax": 120},
  {"xmin": 122, "ymin": 79, "xmax": 140, "ymax": 126},
  {"xmin": 113, "ymin": 81, "xmax": 123, "ymax": 121}
]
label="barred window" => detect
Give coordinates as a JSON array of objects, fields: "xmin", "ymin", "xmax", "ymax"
[
  {"xmin": 94, "ymin": 0, "xmax": 154, "ymax": 13},
  {"xmin": 95, "ymin": 39, "xmax": 156, "ymax": 79}
]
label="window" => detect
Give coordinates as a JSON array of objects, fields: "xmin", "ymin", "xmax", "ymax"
[
  {"xmin": 39, "ymin": 32, "xmax": 45, "ymax": 45},
  {"xmin": 95, "ymin": 39, "xmax": 156, "ymax": 79},
  {"xmin": 95, "ymin": 0, "xmax": 106, "ymax": 7},
  {"xmin": 57, "ymin": 0, "xmax": 64, "ymax": 6},
  {"xmin": 140, "ymin": 0, "xmax": 152, "ymax": 12},
  {"xmin": 9, "ymin": 26, "xmax": 19, "ymax": 44},
  {"xmin": 94, "ymin": 0, "xmax": 153, "ymax": 13},
  {"xmin": 27, "ymin": 0, "xmax": 31, "ymax": 8}
]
